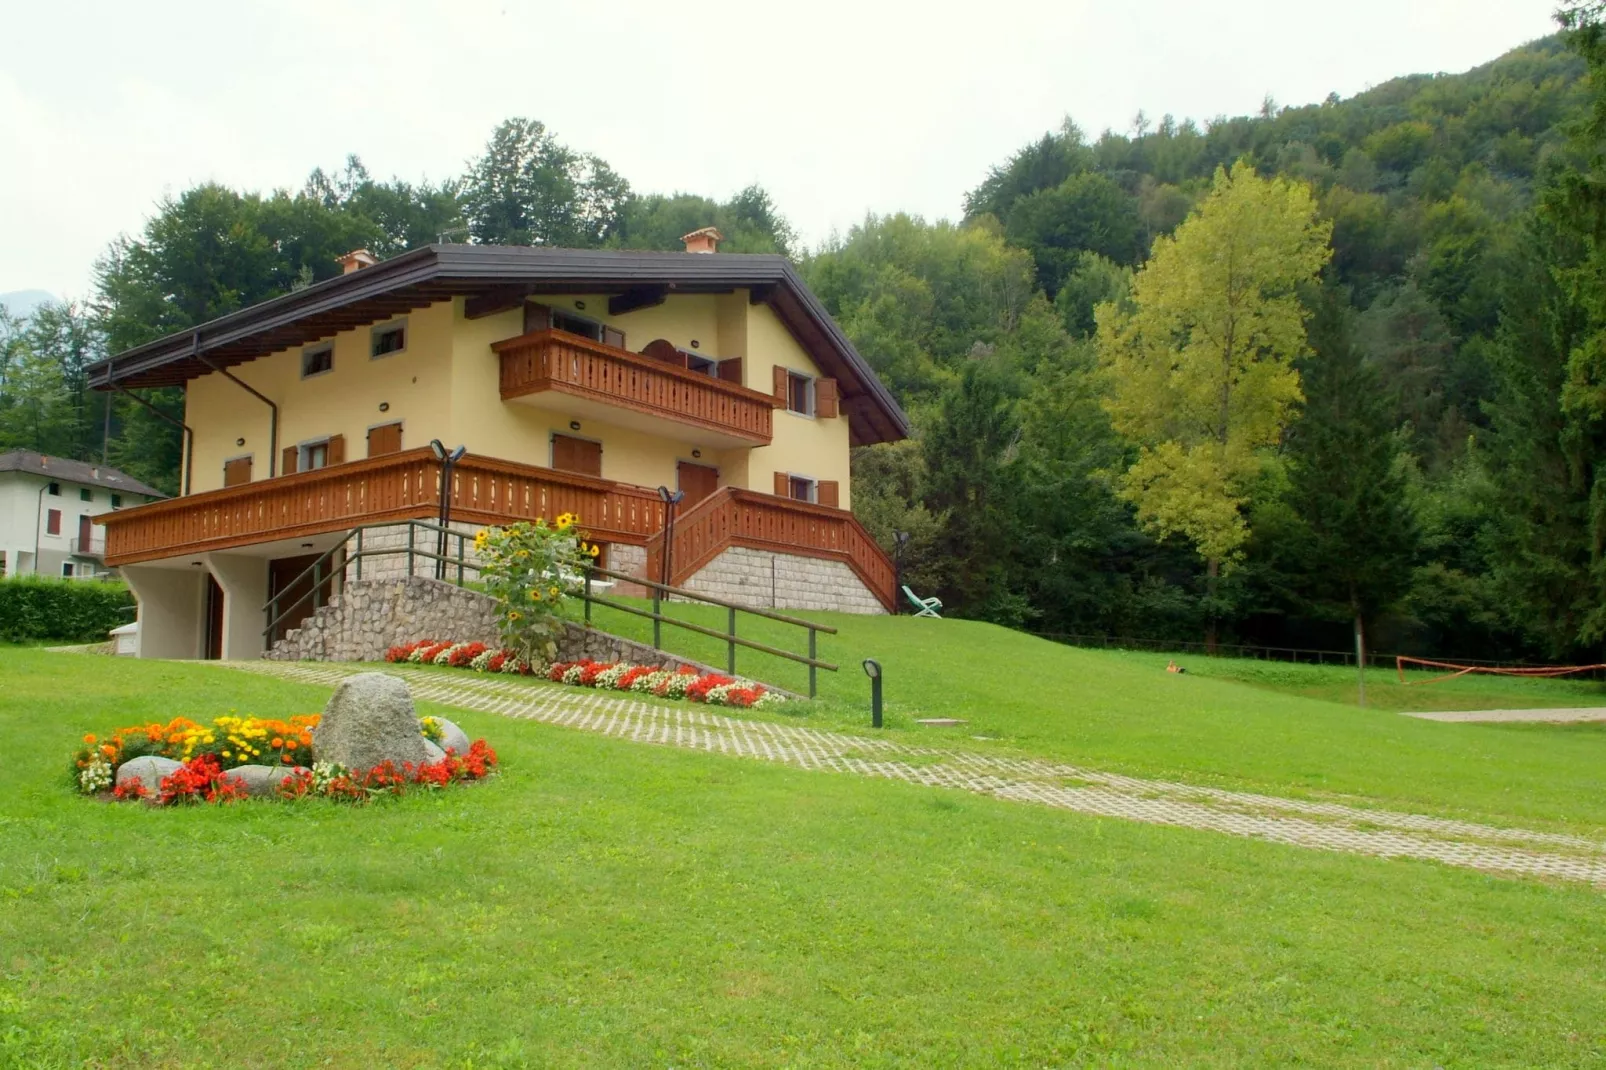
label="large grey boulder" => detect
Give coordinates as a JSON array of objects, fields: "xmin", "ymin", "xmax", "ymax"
[
  {"xmin": 312, "ymin": 672, "xmax": 427, "ymax": 772},
  {"xmin": 229, "ymin": 764, "xmax": 309, "ymax": 798},
  {"xmin": 115, "ymin": 755, "xmax": 181, "ymax": 791},
  {"xmin": 433, "ymin": 717, "xmax": 471, "ymax": 756}
]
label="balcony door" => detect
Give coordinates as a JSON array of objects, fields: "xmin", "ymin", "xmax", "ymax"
[
  {"xmin": 77, "ymin": 514, "xmax": 92, "ymax": 549},
  {"xmin": 676, "ymin": 461, "xmax": 719, "ymax": 508}
]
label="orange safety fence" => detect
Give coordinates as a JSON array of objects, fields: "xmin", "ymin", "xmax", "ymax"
[{"xmin": 1395, "ymin": 655, "xmax": 1606, "ymax": 686}]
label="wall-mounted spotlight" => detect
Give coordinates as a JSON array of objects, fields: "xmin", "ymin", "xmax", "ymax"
[
  {"xmin": 691, "ymin": 449, "xmax": 702, "ymax": 459},
  {"xmin": 236, "ymin": 437, "xmax": 245, "ymax": 447},
  {"xmin": 378, "ymin": 402, "xmax": 390, "ymax": 413},
  {"xmin": 689, "ymin": 339, "xmax": 701, "ymax": 349},
  {"xmin": 569, "ymin": 420, "xmax": 582, "ymax": 431},
  {"xmin": 574, "ymin": 300, "xmax": 587, "ymax": 311}
]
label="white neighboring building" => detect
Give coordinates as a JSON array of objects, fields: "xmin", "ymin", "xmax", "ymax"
[{"xmin": 0, "ymin": 452, "xmax": 165, "ymax": 579}]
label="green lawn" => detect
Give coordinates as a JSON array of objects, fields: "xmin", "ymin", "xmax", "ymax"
[
  {"xmin": 584, "ymin": 602, "xmax": 1606, "ymax": 836},
  {"xmin": 1, "ymin": 647, "xmax": 1604, "ymax": 1067}
]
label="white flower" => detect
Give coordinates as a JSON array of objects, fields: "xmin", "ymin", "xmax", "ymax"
[
  {"xmin": 469, "ymin": 649, "xmax": 495, "ymax": 672},
  {"xmin": 595, "ymin": 663, "xmax": 634, "ymax": 689},
  {"xmin": 754, "ymin": 690, "xmax": 787, "ymax": 709},
  {"xmin": 79, "ymin": 754, "xmax": 113, "ymax": 794}
]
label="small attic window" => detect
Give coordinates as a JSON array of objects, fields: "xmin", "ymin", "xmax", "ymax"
[
  {"xmin": 371, "ymin": 320, "xmax": 407, "ymax": 358},
  {"xmin": 302, "ymin": 344, "xmax": 333, "ymax": 378}
]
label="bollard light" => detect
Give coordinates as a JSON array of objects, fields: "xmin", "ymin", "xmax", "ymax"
[{"xmin": 862, "ymin": 658, "xmax": 883, "ymax": 728}]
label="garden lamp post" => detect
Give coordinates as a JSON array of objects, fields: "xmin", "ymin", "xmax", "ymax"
[
  {"xmin": 656, "ymin": 485, "xmax": 685, "ymax": 589},
  {"xmin": 893, "ymin": 531, "xmax": 910, "ymax": 613},
  {"xmin": 430, "ymin": 440, "xmax": 467, "ymax": 579},
  {"xmin": 862, "ymin": 658, "xmax": 884, "ymax": 728}
]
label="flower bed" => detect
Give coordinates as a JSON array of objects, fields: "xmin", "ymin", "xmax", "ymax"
[
  {"xmin": 73, "ymin": 713, "xmax": 498, "ymax": 806},
  {"xmin": 383, "ymin": 639, "xmax": 788, "ymax": 708}
]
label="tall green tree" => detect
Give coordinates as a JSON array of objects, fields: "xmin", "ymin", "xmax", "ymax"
[
  {"xmin": 1282, "ymin": 290, "xmax": 1419, "ymax": 669},
  {"xmin": 1098, "ymin": 161, "xmax": 1332, "ymax": 645},
  {"xmin": 461, "ymin": 118, "xmax": 630, "ymax": 247}
]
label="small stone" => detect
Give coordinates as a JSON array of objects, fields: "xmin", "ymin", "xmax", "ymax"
[
  {"xmin": 228, "ymin": 764, "xmax": 306, "ymax": 797},
  {"xmin": 432, "ymin": 717, "xmax": 471, "ymax": 756},
  {"xmin": 422, "ymin": 739, "xmax": 447, "ymax": 763},
  {"xmin": 115, "ymin": 755, "xmax": 181, "ymax": 790},
  {"xmin": 313, "ymin": 672, "xmax": 428, "ymax": 772}
]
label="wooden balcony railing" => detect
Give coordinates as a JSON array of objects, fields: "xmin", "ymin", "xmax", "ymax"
[
  {"xmin": 98, "ymin": 447, "xmax": 665, "ymax": 566},
  {"xmin": 493, "ymin": 329, "xmax": 774, "ymax": 445},
  {"xmin": 643, "ymin": 487, "xmax": 897, "ymax": 612}
]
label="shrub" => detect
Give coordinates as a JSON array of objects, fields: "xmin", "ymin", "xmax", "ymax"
[
  {"xmin": 474, "ymin": 516, "xmax": 599, "ymax": 663},
  {"xmin": 0, "ymin": 574, "xmax": 134, "ymax": 642}
]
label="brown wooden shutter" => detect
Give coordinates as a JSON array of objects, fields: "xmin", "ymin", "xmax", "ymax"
[
  {"xmin": 772, "ymin": 365, "xmax": 789, "ymax": 408},
  {"xmin": 601, "ymin": 325, "xmax": 626, "ymax": 349},
  {"xmin": 367, "ymin": 422, "xmax": 403, "ymax": 457},
  {"xmin": 223, "ymin": 456, "xmax": 253, "ymax": 488},
  {"xmin": 717, "ymin": 358, "xmax": 743, "ymax": 384},
  {"xmin": 815, "ymin": 378, "xmax": 839, "ymax": 419},
  {"xmin": 773, "ymin": 471, "xmax": 790, "ymax": 497},
  {"xmin": 46, "ymin": 509, "xmax": 61, "ymax": 535},
  {"xmin": 327, "ymin": 434, "xmax": 346, "ymax": 465},
  {"xmin": 524, "ymin": 302, "xmax": 552, "ymax": 334},
  {"xmin": 552, "ymin": 434, "xmax": 602, "ymax": 477},
  {"xmin": 282, "ymin": 446, "xmax": 298, "ymax": 475},
  {"xmin": 817, "ymin": 480, "xmax": 839, "ymax": 508}
]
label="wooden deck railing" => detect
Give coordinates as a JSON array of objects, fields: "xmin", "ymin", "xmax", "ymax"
[
  {"xmin": 493, "ymin": 329, "xmax": 774, "ymax": 445},
  {"xmin": 99, "ymin": 447, "xmax": 665, "ymax": 566},
  {"xmin": 643, "ymin": 487, "xmax": 897, "ymax": 612}
]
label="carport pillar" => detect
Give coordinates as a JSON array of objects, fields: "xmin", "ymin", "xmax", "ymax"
[
  {"xmin": 204, "ymin": 552, "xmax": 270, "ymax": 661},
  {"xmin": 122, "ymin": 564, "xmax": 207, "ymax": 659}
]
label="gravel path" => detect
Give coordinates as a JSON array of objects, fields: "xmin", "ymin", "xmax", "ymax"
[
  {"xmin": 228, "ymin": 660, "xmax": 1606, "ymax": 888},
  {"xmin": 1404, "ymin": 707, "xmax": 1606, "ymax": 723}
]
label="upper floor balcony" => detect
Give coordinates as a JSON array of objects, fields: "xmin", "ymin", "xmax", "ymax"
[{"xmin": 493, "ymin": 329, "xmax": 775, "ymax": 449}]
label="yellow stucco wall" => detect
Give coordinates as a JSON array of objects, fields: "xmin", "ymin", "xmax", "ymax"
[
  {"xmin": 182, "ymin": 291, "xmax": 853, "ymax": 508},
  {"xmin": 185, "ymin": 301, "xmax": 457, "ymax": 493}
]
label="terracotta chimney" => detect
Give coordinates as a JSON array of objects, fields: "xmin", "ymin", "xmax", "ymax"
[
  {"xmin": 336, "ymin": 248, "xmax": 379, "ymax": 274},
  {"xmin": 681, "ymin": 227, "xmax": 724, "ymax": 254}
]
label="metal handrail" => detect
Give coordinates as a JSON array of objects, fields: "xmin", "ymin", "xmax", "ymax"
[{"xmin": 257, "ymin": 519, "xmax": 838, "ymax": 696}]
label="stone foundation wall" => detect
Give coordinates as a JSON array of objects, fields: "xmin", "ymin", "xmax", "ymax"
[
  {"xmin": 678, "ymin": 546, "xmax": 886, "ymax": 615},
  {"xmin": 262, "ymin": 575, "xmax": 800, "ymax": 692},
  {"xmin": 347, "ymin": 522, "xmax": 485, "ymax": 583}
]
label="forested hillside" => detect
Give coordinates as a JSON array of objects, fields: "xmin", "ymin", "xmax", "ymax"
[{"xmin": 3, "ymin": 23, "xmax": 1603, "ymax": 662}]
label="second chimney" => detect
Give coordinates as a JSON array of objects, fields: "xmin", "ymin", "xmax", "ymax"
[
  {"xmin": 336, "ymin": 248, "xmax": 379, "ymax": 274},
  {"xmin": 680, "ymin": 227, "xmax": 724, "ymax": 254}
]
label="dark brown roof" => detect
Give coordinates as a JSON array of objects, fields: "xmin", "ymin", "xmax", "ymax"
[
  {"xmin": 0, "ymin": 451, "xmax": 166, "ymax": 499},
  {"xmin": 85, "ymin": 244, "xmax": 910, "ymax": 446}
]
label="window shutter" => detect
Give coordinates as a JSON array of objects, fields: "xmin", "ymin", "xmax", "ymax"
[
  {"xmin": 602, "ymin": 325, "xmax": 626, "ymax": 349},
  {"xmin": 327, "ymin": 434, "xmax": 346, "ymax": 465},
  {"xmin": 772, "ymin": 365, "xmax": 789, "ymax": 408},
  {"xmin": 815, "ymin": 378, "xmax": 839, "ymax": 419},
  {"xmin": 282, "ymin": 446, "xmax": 298, "ymax": 476},
  {"xmin": 717, "ymin": 358, "xmax": 743, "ymax": 384},
  {"xmin": 367, "ymin": 422, "xmax": 403, "ymax": 458},
  {"xmin": 773, "ymin": 471, "xmax": 790, "ymax": 497},
  {"xmin": 223, "ymin": 457, "xmax": 253, "ymax": 488},
  {"xmin": 524, "ymin": 302, "xmax": 552, "ymax": 335},
  {"xmin": 817, "ymin": 480, "xmax": 839, "ymax": 508}
]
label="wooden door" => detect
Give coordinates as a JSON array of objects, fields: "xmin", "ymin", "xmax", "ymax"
[
  {"xmin": 267, "ymin": 554, "xmax": 334, "ymax": 644},
  {"xmin": 205, "ymin": 576, "xmax": 224, "ymax": 660},
  {"xmin": 367, "ymin": 422, "xmax": 403, "ymax": 457},
  {"xmin": 223, "ymin": 456, "xmax": 253, "ymax": 487},
  {"xmin": 551, "ymin": 434, "xmax": 602, "ymax": 477},
  {"xmin": 676, "ymin": 461, "xmax": 719, "ymax": 507},
  {"xmin": 77, "ymin": 514, "xmax": 92, "ymax": 548}
]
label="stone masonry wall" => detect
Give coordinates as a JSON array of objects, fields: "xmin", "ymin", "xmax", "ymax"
[
  {"xmin": 261, "ymin": 575, "xmax": 804, "ymax": 692},
  {"xmin": 678, "ymin": 546, "xmax": 886, "ymax": 614},
  {"xmin": 348, "ymin": 522, "xmax": 485, "ymax": 583}
]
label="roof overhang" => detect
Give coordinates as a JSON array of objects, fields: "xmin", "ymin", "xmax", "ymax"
[{"xmin": 85, "ymin": 245, "xmax": 910, "ymax": 446}]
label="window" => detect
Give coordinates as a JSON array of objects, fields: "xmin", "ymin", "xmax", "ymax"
[
  {"xmin": 552, "ymin": 310, "xmax": 603, "ymax": 342},
  {"xmin": 61, "ymin": 562, "xmax": 74, "ymax": 578},
  {"xmin": 302, "ymin": 441, "xmax": 330, "ymax": 471},
  {"xmin": 46, "ymin": 508, "xmax": 61, "ymax": 535},
  {"xmin": 302, "ymin": 343, "xmax": 333, "ymax": 378},
  {"xmin": 110, "ymin": 494, "xmax": 122, "ymax": 509},
  {"xmin": 788, "ymin": 371, "xmax": 814, "ymax": 416},
  {"xmin": 371, "ymin": 319, "xmax": 407, "ymax": 358},
  {"xmin": 47, "ymin": 481, "xmax": 60, "ymax": 496},
  {"xmin": 788, "ymin": 476, "xmax": 816, "ymax": 503}
]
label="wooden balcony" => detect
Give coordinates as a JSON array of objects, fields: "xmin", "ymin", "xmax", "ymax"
[
  {"xmin": 98, "ymin": 447, "xmax": 666, "ymax": 566},
  {"xmin": 493, "ymin": 329, "xmax": 774, "ymax": 448},
  {"xmin": 644, "ymin": 487, "xmax": 897, "ymax": 612}
]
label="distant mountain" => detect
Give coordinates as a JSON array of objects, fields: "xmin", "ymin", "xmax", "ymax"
[{"xmin": 1, "ymin": 290, "xmax": 57, "ymax": 321}]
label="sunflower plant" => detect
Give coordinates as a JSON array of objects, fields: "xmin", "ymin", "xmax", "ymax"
[{"xmin": 474, "ymin": 514, "xmax": 600, "ymax": 664}]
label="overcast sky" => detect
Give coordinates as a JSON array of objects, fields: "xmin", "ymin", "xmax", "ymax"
[{"xmin": 1, "ymin": 0, "xmax": 1560, "ymax": 299}]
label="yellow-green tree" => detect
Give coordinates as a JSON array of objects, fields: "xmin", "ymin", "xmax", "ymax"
[{"xmin": 1097, "ymin": 161, "xmax": 1331, "ymax": 640}]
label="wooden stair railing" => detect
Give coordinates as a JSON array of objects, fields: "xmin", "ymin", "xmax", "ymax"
[{"xmin": 643, "ymin": 487, "xmax": 897, "ymax": 612}]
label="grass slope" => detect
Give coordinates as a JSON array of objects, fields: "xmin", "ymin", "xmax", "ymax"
[
  {"xmin": 585, "ymin": 602, "xmax": 1606, "ymax": 834},
  {"xmin": 1, "ymin": 649, "xmax": 1603, "ymax": 1067}
]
